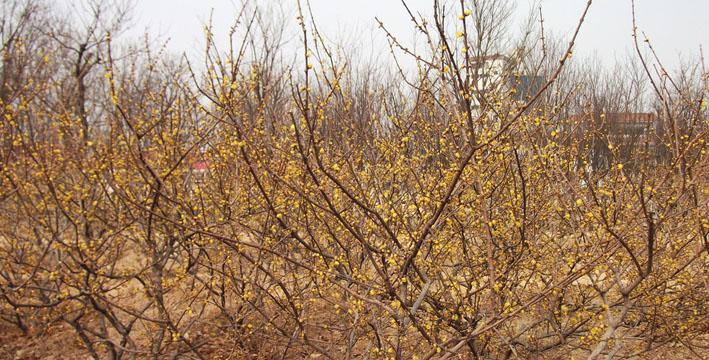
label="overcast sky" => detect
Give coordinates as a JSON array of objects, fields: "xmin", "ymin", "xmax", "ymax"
[{"xmin": 123, "ymin": 0, "xmax": 706, "ymax": 71}]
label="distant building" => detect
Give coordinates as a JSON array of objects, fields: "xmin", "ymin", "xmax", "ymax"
[
  {"xmin": 189, "ymin": 159, "xmax": 210, "ymax": 183},
  {"xmin": 607, "ymin": 112, "xmax": 659, "ymax": 143},
  {"xmin": 564, "ymin": 112, "xmax": 664, "ymax": 170},
  {"xmin": 467, "ymin": 53, "xmax": 545, "ymax": 108},
  {"xmin": 510, "ymin": 74, "xmax": 545, "ymax": 102},
  {"xmin": 469, "ymin": 54, "xmax": 510, "ymax": 94},
  {"xmin": 191, "ymin": 159, "xmax": 209, "ymax": 173}
]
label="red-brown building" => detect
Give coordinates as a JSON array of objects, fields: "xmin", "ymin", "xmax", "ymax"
[{"xmin": 562, "ymin": 112, "xmax": 665, "ymax": 170}]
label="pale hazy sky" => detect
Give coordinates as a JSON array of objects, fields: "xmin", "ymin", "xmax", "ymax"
[{"xmin": 122, "ymin": 0, "xmax": 706, "ymax": 70}]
